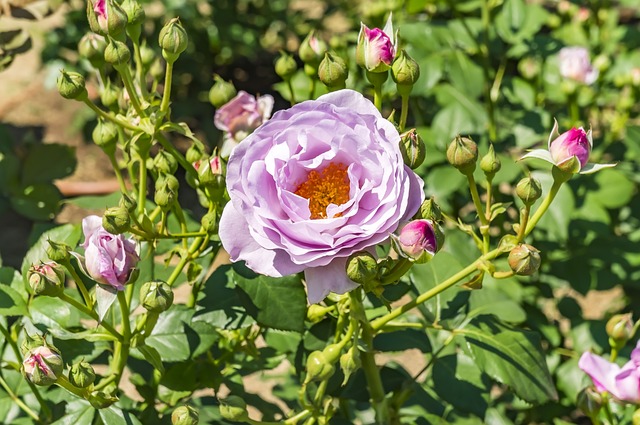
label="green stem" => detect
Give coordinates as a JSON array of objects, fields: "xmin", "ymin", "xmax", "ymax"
[
  {"xmin": 82, "ymin": 99, "xmax": 140, "ymax": 132},
  {"xmin": 155, "ymin": 133, "xmax": 198, "ymax": 181},
  {"xmin": 156, "ymin": 231, "xmax": 208, "ymax": 239},
  {"xmin": 166, "ymin": 237, "xmax": 204, "ymax": 286},
  {"xmin": 287, "ymin": 79, "xmax": 296, "ymax": 105},
  {"xmin": 516, "ymin": 205, "xmax": 530, "ymax": 243},
  {"xmin": 569, "ymin": 91, "xmax": 580, "ymax": 124},
  {"xmin": 524, "ymin": 171, "xmax": 568, "ymax": 236},
  {"xmin": 309, "ymin": 78, "xmax": 316, "ymax": 100},
  {"xmin": 112, "ymin": 291, "xmax": 131, "ymax": 386},
  {"xmin": 399, "ymin": 94, "xmax": 409, "ymax": 132},
  {"xmin": 56, "ymin": 375, "xmax": 87, "ymax": 398},
  {"xmin": 466, "ymin": 172, "xmax": 489, "ymax": 227},
  {"xmin": 371, "ymin": 247, "xmax": 504, "ymax": 331},
  {"xmin": 58, "ymin": 292, "xmax": 123, "ymax": 341},
  {"xmin": 480, "ymin": 0, "xmax": 497, "ymax": 141},
  {"xmin": 381, "ymin": 258, "xmax": 412, "ymax": 284},
  {"xmin": 115, "ymin": 64, "xmax": 145, "ymax": 117},
  {"xmin": 160, "ymin": 59, "xmax": 175, "ymax": 114},
  {"xmin": 107, "ymin": 153, "xmax": 128, "ymax": 193},
  {"xmin": 132, "ymin": 42, "xmax": 148, "ymax": 98},
  {"xmin": 366, "ymin": 71, "xmax": 388, "ymax": 112},
  {"xmin": 137, "ymin": 157, "xmax": 148, "ymax": 217},
  {"xmin": 61, "ymin": 259, "xmax": 93, "ymax": 310},
  {"xmin": 0, "ymin": 375, "xmax": 41, "ymax": 422},
  {"xmin": 350, "ymin": 291, "xmax": 389, "ymax": 424}
]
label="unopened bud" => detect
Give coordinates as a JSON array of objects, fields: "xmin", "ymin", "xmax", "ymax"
[
  {"xmin": 275, "ymin": 51, "xmax": 297, "ymax": 81},
  {"xmin": 305, "ymin": 350, "xmax": 335, "ymax": 383},
  {"xmin": 186, "ymin": 141, "xmax": 207, "ymax": 163},
  {"xmin": 446, "ymin": 135, "xmax": 478, "ymax": 174},
  {"xmin": 57, "ymin": 71, "xmax": 88, "ymax": 101},
  {"xmin": 399, "ymin": 128, "xmax": 426, "ymax": 170},
  {"xmin": 92, "ymin": 119, "xmax": 119, "ymax": 154},
  {"xmin": 391, "ymin": 49, "xmax": 420, "ymax": 96},
  {"xmin": 306, "ymin": 305, "xmax": 328, "ymax": 323},
  {"xmin": 393, "ymin": 219, "xmax": 440, "ymax": 264},
  {"xmin": 322, "ymin": 343, "xmax": 342, "ymax": 364},
  {"xmin": 518, "ymin": 57, "xmax": 541, "ymax": 80},
  {"xmin": 159, "ymin": 18, "xmax": 188, "ymax": 63},
  {"xmin": 119, "ymin": 194, "xmax": 137, "ymax": 213},
  {"xmin": 418, "ymin": 198, "xmax": 442, "ymax": 222},
  {"xmin": 88, "ymin": 390, "xmax": 118, "ymax": 409},
  {"xmin": 140, "ymin": 280, "xmax": 174, "ymax": 313},
  {"xmin": 28, "ymin": 262, "xmax": 65, "ymax": 296},
  {"xmin": 576, "ymin": 387, "xmax": 602, "ymax": 418},
  {"xmin": 46, "ymin": 239, "xmax": 71, "ymax": 263},
  {"xmin": 139, "ymin": 43, "xmax": 155, "ymax": 67},
  {"xmin": 201, "ymin": 211, "xmax": 218, "ymax": 234},
  {"xmin": 480, "ymin": 144, "xmax": 501, "ymax": 179},
  {"xmin": 208, "ymin": 75, "xmax": 237, "ymax": 108},
  {"xmin": 69, "ymin": 360, "xmax": 96, "ymax": 388},
  {"xmin": 121, "ymin": 0, "xmax": 145, "ymax": 27},
  {"xmin": 154, "ymin": 150, "xmax": 178, "ymax": 174},
  {"xmin": 515, "ymin": 177, "xmax": 542, "ymax": 206},
  {"xmin": 149, "ymin": 58, "xmax": 164, "ymax": 80},
  {"xmin": 155, "ymin": 175, "xmax": 179, "ymax": 210},
  {"xmin": 21, "ymin": 333, "xmax": 44, "ymax": 356},
  {"xmin": 22, "ymin": 345, "xmax": 63, "ymax": 386},
  {"xmin": 88, "ymin": 0, "xmax": 128, "ymax": 37},
  {"xmin": 102, "ymin": 207, "xmax": 130, "ymax": 234},
  {"xmin": 78, "ymin": 33, "xmax": 107, "ymax": 68},
  {"xmin": 100, "ymin": 82, "xmax": 120, "ymax": 109},
  {"xmin": 318, "ymin": 52, "xmax": 348, "ymax": 90},
  {"xmin": 340, "ymin": 345, "xmax": 361, "ymax": 385},
  {"xmin": 299, "ymin": 30, "xmax": 326, "ymax": 67},
  {"xmin": 346, "ymin": 251, "xmax": 378, "ymax": 284},
  {"xmin": 104, "ymin": 39, "xmax": 131, "ymax": 65},
  {"xmin": 219, "ymin": 396, "xmax": 247, "ymax": 422},
  {"xmin": 508, "ymin": 244, "xmax": 541, "ymax": 276},
  {"xmin": 606, "ymin": 313, "xmax": 633, "ymax": 348}
]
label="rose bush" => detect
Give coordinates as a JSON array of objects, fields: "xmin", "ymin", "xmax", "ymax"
[{"xmin": 219, "ymin": 89, "xmax": 424, "ymax": 303}]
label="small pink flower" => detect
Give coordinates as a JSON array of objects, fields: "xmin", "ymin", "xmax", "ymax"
[
  {"xmin": 521, "ymin": 119, "xmax": 615, "ymax": 174},
  {"xmin": 394, "ymin": 219, "xmax": 439, "ymax": 263},
  {"xmin": 81, "ymin": 215, "xmax": 139, "ymax": 291},
  {"xmin": 356, "ymin": 14, "xmax": 397, "ymax": 73},
  {"xmin": 558, "ymin": 46, "xmax": 598, "ymax": 85},
  {"xmin": 579, "ymin": 340, "xmax": 640, "ymax": 403},
  {"xmin": 214, "ymin": 91, "xmax": 274, "ymax": 157}
]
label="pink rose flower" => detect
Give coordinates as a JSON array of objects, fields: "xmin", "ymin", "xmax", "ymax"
[
  {"xmin": 521, "ymin": 119, "xmax": 615, "ymax": 174},
  {"xmin": 356, "ymin": 14, "xmax": 397, "ymax": 73},
  {"xmin": 579, "ymin": 340, "xmax": 640, "ymax": 403},
  {"xmin": 219, "ymin": 89, "xmax": 424, "ymax": 303},
  {"xmin": 394, "ymin": 219, "xmax": 439, "ymax": 263},
  {"xmin": 558, "ymin": 46, "xmax": 598, "ymax": 85},
  {"xmin": 81, "ymin": 215, "xmax": 139, "ymax": 291},
  {"xmin": 214, "ymin": 91, "xmax": 274, "ymax": 157}
]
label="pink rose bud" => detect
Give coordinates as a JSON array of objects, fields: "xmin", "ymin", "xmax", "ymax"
[
  {"xmin": 395, "ymin": 219, "xmax": 439, "ymax": 263},
  {"xmin": 81, "ymin": 215, "xmax": 139, "ymax": 291},
  {"xmin": 28, "ymin": 262, "xmax": 65, "ymax": 296},
  {"xmin": 214, "ymin": 91, "xmax": 274, "ymax": 157},
  {"xmin": 87, "ymin": 0, "xmax": 128, "ymax": 37},
  {"xmin": 22, "ymin": 345, "xmax": 63, "ymax": 386},
  {"xmin": 356, "ymin": 14, "xmax": 397, "ymax": 73},
  {"xmin": 549, "ymin": 127, "xmax": 590, "ymax": 171},
  {"xmin": 558, "ymin": 46, "xmax": 598, "ymax": 85}
]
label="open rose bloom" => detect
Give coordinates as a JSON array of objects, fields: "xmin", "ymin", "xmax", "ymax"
[
  {"xmin": 579, "ymin": 340, "xmax": 640, "ymax": 403},
  {"xmin": 558, "ymin": 46, "xmax": 599, "ymax": 85},
  {"xmin": 219, "ymin": 89, "xmax": 424, "ymax": 303},
  {"xmin": 521, "ymin": 119, "xmax": 615, "ymax": 174}
]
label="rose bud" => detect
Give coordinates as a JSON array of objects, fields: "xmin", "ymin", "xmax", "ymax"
[
  {"xmin": 120, "ymin": 0, "xmax": 145, "ymax": 28},
  {"xmin": 159, "ymin": 18, "xmax": 188, "ymax": 63},
  {"xmin": 87, "ymin": 0, "xmax": 128, "ymax": 37},
  {"xmin": 446, "ymin": 135, "xmax": 478, "ymax": 175},
  {"xmin": 20, "ymin": 333, "xmax": 45, "ymax": 356},
  {"xmin": 480, "ymin": 144, "xmax": 501, "ymax": 180},
  {"xmin": 88, "ymin": 390, "xmax": 118, "ymax": 409},
  {"xmin": 100, "ymin": 81, "xmax": 120, "ymax": 109},
  {"xmin": 418, "ymin": 198, "xmax": 442, "ymax": 222},
  {"xmin": 92, "ymin": 119, "xmax": 119, "ymax": 154},
  {"xmin": 576, "ymin": 387, "xmax": 602, "ymax": 419},
  {"xmin": 558, "ymin": 46, "xmax": 598, "ymax": 85},
  {"xmin": 219, "ymin": 396, "xmax": 247, "ymax": 422},
  {"xmin": 155, "ymin": 174, "xmax": 179, "ymax": 210},
  {"xmin": 102, "ymin": 206, "xmax": 131, "ymax": 235},
  {"xmin": 304, "ymin": 350, "xmax": 335, "ymax": 383},
  {"xmin": 82, "ymin": 215, "xmax": 139, "ymax": 291},
  {"xmin": 275, "ymin": 51, "xmax": 297, "ymax": 82},
  {"xmin": 356, "ymin": 14, "xmax": 397, "ymax": 73},
  {"xmin": 46, "ymin": 239, "xmax": 71, "ymax": 263},
  {"xmin": 69, "ymin": 360, "xmax": 96, "ymax": 388},
  {"xmin": 508, "ymin": 244, "xmax": 541, "ymax": 276},
  {"xmin": 172, "ymin": 405, "xmax": 199, "ymax": 425},
  {"xmin": 340, "ymin": 345, "xmax": 361, "ymax": 386},
  {"xmin": 391, "ymin": 49, "xmax": 420, "ymax": 95},
  {"xmin": 22, "ymin": 345, "xmax": 63, "ymax": 386},
  {"xmin": 606, "ymin": 313, "xmax": 633, "ymax": 348},
  {"xmin": 104, "ymin": 39, "xmax": 131, "ymax": 65},
  {"xmin": 208, "ymin": 75, "xmax": 237, "ymax": 108},
  {"xmin": 78, "ymin": 33, "xmax": 107, "ymax": 68},
  {"xmin": 119, "ymin": 193, "xmax": 137, "ymax": 213},
  {"xmin": 318, "ymin": 52, "xmax": 348, "ymax": 90},
  {"xmin": 28, "ymin": 262, "xmax": 65, "ymax": 296},
  {"xmin": 515, "ymin": 176, "xmax": 542, "ymax": 206},
  {"xmin": 140, "ymin": 280, "xmax": 174, "ymax": 313},
  {"xmin": 154, "ymin": 150, "xmax": 178, "ymax": 175},
  {"xmin": 346, "ymin": 251, "xmax": 378, "ymax": 284},
  {"xmin": 518, "ymin": 56, "xmax": 541, "ymax": 80},
  {"xmin": 306, "ymin": 305, "xmax": 328, "ymax": 323},
  {"xmin": 394, "ymin": 219, "xmax": 441, "ymax": 264},
  {"xmin": 399, "ymin": 128, "xmax": 426, "ymax": 170},
  {"xmin": 57, "ymin": 70, "xmax": 88, "ymax": 101},
  {"xmin": 298, "ymin": 30, "xmax": 327, "ymax": 68},
  {"xmin": 139, "ymin": 43, "xmax": 155, "ymax": 67},
  {"xmin": 201, "ymin": 210, "xmax": 219, "ymax": 234}
]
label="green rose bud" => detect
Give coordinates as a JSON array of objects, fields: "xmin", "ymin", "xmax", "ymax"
[
  {"xmin": 186, "ymin": 140, "xmax": 207, "ymax": 163},
  {"xmin": 100, "ymin": 81, "xmax": 120, "ymax": 109},
  {"xmin": 22, "ymin": 345, "xmax": 63, "ymax": 386},
  {"xmin": 149, "ymin": 58, "xmax": 164, "ymax": 80},
  {"xmin": 399, "ymin": 128, "xmax": 426, "ymax": 170},
  {"xmin": 322, "ymin": 343, "xmax": 342, "ymax": 364},
  {"xmin": 576, "ymin": 387, "xmax": 602, "ymax": 419},
  {"xmin": 28, "ymin": 262, "xmax": 65, "ymax": 296},
  {"xmin": 275, "ymin": 51, "xmax": 297, "ymax": 81},
  {"xmin": 508, "ymin": 244, "xmax": 541, "ymax": 276},
  {"xmin": 119, "ymin": 193, "xmax": 137, "ymax": 213},
  {"xmin": 480, "ymin": 144, "xmax": 501, "ymax": 179},
  {"xmin": 606, "ymin": 313, "xmax": 633, "ymax": 348},
  {"xmin": 219, "ymin": 396, "xmax": 248, "ymax": 422},
  {"xmin": 306, "ymin": 305, "xmax": 328, "ymax": 323},
  {"xmin": 154, "ymin": 150, "xmax": 178, "ymax": 175},
  {"xmin": 102, "ymin": 206, "xmax": 131, "ymax": 234},
  {"xmin": 391, "ymin": 49, "xmax": 420, "ymax": 96},
  {"xmin": 139, "ymin": 280, "xmax": 174, "ymax": 313},
  {"xmin": 318, "ymin": 52, "xmax": 348, "ymax": 90},
  {"xmin": 418, "ymin": 198, "xmax": 442, "ymax": 222},
  {"xmin": 304, "ymin": 350, "xmax": 335, "ymax": 383},
  {"xmin": 298, "ymin": 30, "xmax": 326, "ymax": 67},
  {"xmin": 92, "ymin": 119, "xmax": 119, "ymax": 154},
  {"xmin": 155, "ymin": 174, "xmax": 179, "ymax": 210},
  {"xmin": 208, "ymin": 75, "xmax": 237, "ymax": 108},
  {"xmin": 346, "ymin": 251, "xmax": 378, "ymax": 284},
  {"xmin": 340, "ymin": 345, "xmax": 361, "ymax": 385},
  {"xmin": 518, "ymin": 57, "xmax": 541, "ymax": 80},
  {"xmin": 139, "ymin": 42, "xmax": 155, "ymax": 67},
  {"xmin": 159, "ymin": 18, "xmax": 188, "ymax": 63},
  {"xmin": 446, "ymin": 135, "xmax": 478, "ymax": 175},
  {"xmin": 69, "ymin": 360, "xmax": 96, "ymax": 388},
  {"xmin": 121, "ymin": 0, "xmax": 145, "ymax": 27},
  {"xmin": 201, "ymin": 210, "xmax": 218, "ymax": 234},
  {"xmin": 46, "ymin": 239, "xmax": 71, "ymax": 263},
  {"xmin": 88, "ymin": 390, "xmax": 118, "ymax": 409},
  {"xmin": 104, "ymin": 39, "xmax": 131, "ymax": 65},
  {"xmin": 78, "ymin": 33, "xmax": 107, "ymax": 68},
  {"xmin": 57, "ymin": 70, "xmax": 88, "ymax": 101},
  {"xmin": 515, "ymin": 176, "xmax": 542, "ymax": 206}
]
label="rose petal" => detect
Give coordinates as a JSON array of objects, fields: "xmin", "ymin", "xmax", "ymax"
[{"xmin": 304, "ymin": 257, "xmax": 358, "ymax": 304}]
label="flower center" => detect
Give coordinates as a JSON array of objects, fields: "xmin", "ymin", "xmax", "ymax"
[{"xmin": 294, "ymin": 163, "xmax": 350, "ymax": 219}]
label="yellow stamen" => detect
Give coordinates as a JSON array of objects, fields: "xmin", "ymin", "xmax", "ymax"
[{"xmin": 294, "ymin": 163, "xmax": 350, "ymax": 219}]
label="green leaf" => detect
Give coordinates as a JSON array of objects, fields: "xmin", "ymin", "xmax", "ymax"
[
  {"xmin": 29, "ymin": 295, "xmax": 84, "ymax": 330},
  {"xmin": 584, "ymin": 168, "xmax": 634, "ymax": 209},
  {"xmin": 98, "ymin": 406, "xmax": 143, "ymax": 425},
  {"xmin": 456, "ymin": 315, "xmax": 557, "ymax": 404},
  {"xmin": 0, "ymin": 267, "xmax": 27, "ymax": 316},
  {"xmin": 374, "ymin": 329, "xmax": 432, "ymax": 353},
  {"xmin": 22, "ymin": 143, "xmax": 76, "ymax": 185},
  {"xmin": 64, "ymin": 192, "xmax": 121, "ymax": 210},
  {"xmin": 432, "ymin": 353, "xmax": 489, "ymax": 416},
  {"xmin": 132, "ymin": 345, "xmax": 165, "ymax": 374},
  {"xmin": 50, "ymin": 400, "xmax": 95, "ymax": 425},
  {"xmin": 21, "ymin": 223, "xmax": 82, "ymax": 284},
  {"xmin": 10, "ymin": 183, "xmax": 62, "ymax": 221},
  {"xmin": 233, "ymin": 265, "xmax": 306, "ymax": 332}
]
